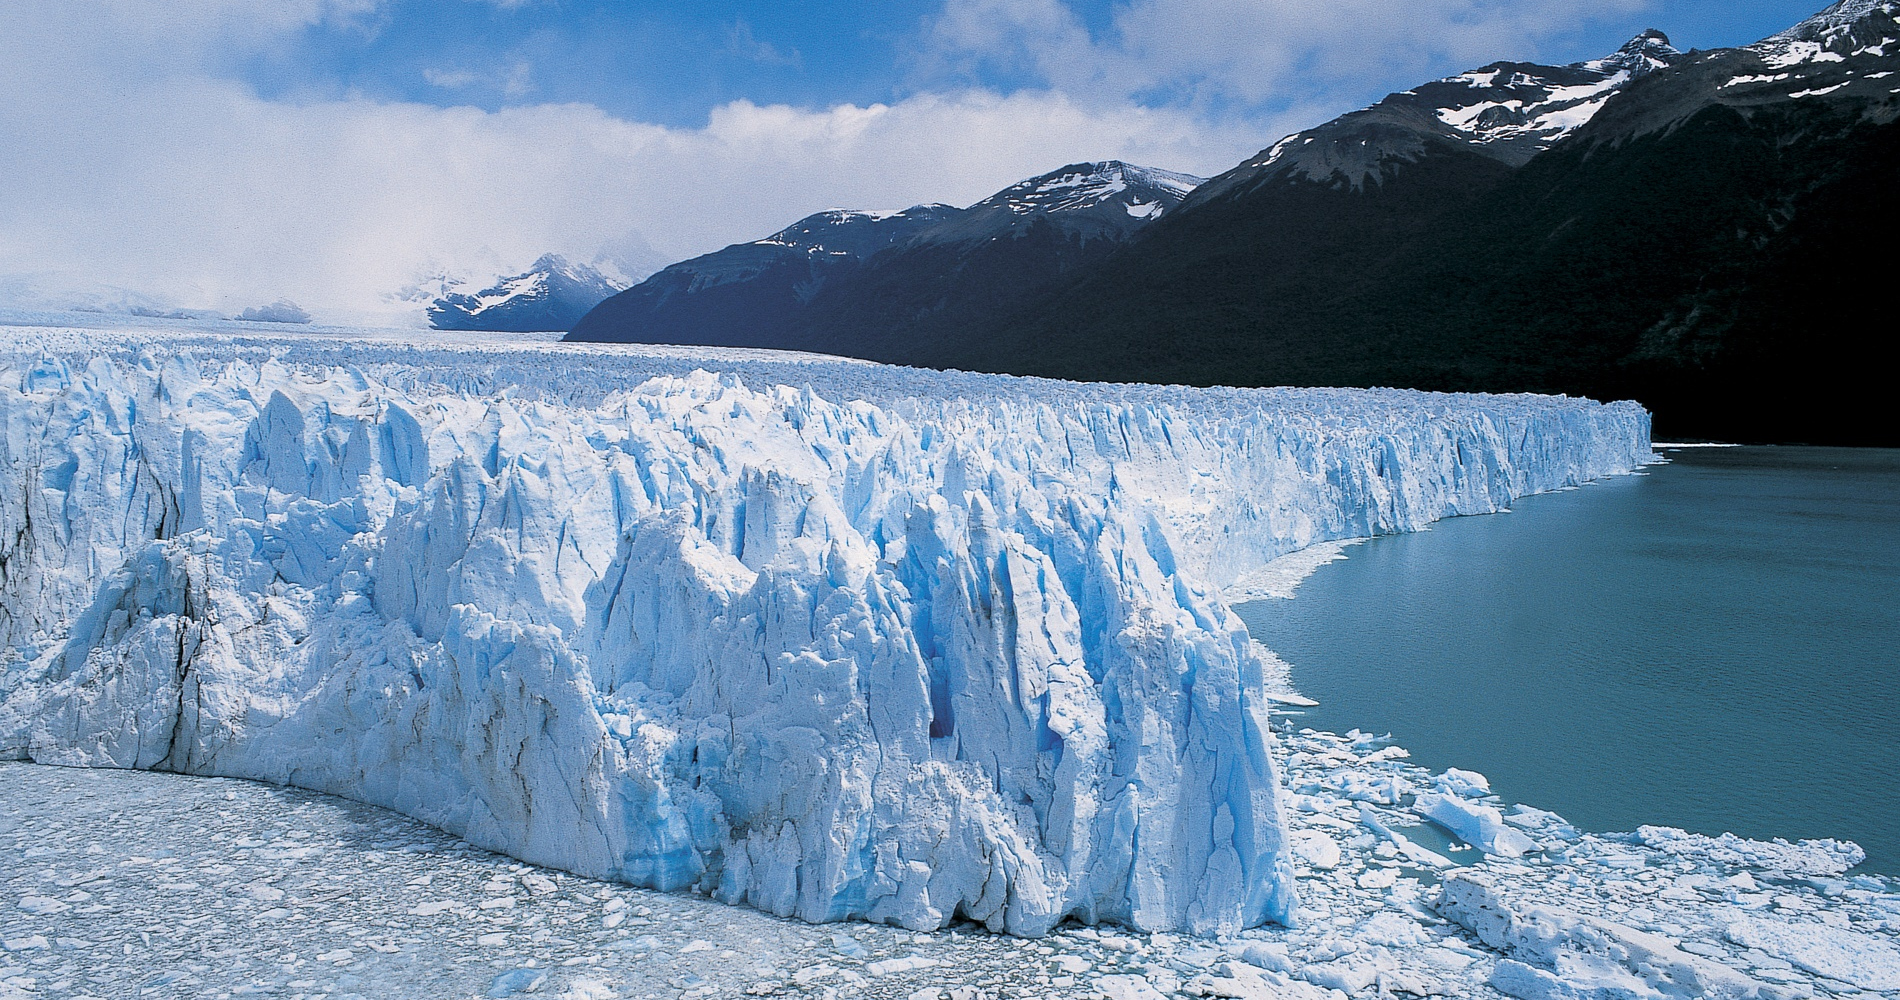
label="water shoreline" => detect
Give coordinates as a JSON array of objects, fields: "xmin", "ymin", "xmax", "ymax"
[{"xmin": 1236, "ymin": 444, "xmax": 1900, "ymax": 877}]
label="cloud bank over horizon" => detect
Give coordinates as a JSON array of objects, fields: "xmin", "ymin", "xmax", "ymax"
[{"xmin": 0, "ymin": 0, "xmax": 1818, "ymax": 325}]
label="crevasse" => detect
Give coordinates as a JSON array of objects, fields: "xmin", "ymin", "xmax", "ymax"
[{"xmin": 0, "ymin": 329, "xmax": 1653, "ymax": 937}]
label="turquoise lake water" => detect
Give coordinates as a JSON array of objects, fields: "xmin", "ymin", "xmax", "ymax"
[{"xmin": 1236, "ymin": 446, "xmax": 1900, "ymax": 874}]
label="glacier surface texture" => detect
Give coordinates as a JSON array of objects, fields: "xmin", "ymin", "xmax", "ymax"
[{"xmin": 0, "ymin": 323, "xmax": 1653, "ymax": 936}]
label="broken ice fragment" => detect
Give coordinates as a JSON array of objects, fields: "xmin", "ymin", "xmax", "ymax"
[
  {"xmin": 487, "ymin": 968, "xmax": 548, "ymax": 997},
  {"xmin": 1413, "ymin": 792, "xmax": 1540, "ymax": 858}
]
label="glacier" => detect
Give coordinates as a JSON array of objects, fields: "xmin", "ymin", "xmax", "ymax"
[{"xmin": 0, "ymin": 319, "xmax": 1653, "ymax": 937}]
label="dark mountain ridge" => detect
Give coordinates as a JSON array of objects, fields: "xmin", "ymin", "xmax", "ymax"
[
  {"xmin": 977, "ymin": 1, "xmax": 1899, "ymax": 444},
  {"xmin": 571, "ymin": 1, "xmax": 1900, "ymax": 444},
  {"xmin": 567, "ymin": 161, "xmax": 1203, "ymax": 351}
]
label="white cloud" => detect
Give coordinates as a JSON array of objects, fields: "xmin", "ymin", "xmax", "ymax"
[
  {"xmin": 421, "ymin": 62, "xmax": 534, "ymax": 97},
  {"xmin": 422, "ymin": 68, "xmax": 480, "ymax": 89},
  {"xmin": 924, "ymin": 0, "xmax": 1655, "ymax": 109},
  {"xmin": 725, "ymin": 21, "xmax": 803, "ymax": 69},
  {"xmin": 500, "ymin": 61, "xmax": 536, "ymax": 98},
  {"xmin": 0, "ymin": 23, "xmax": 1265, "ymax": 324},
  {"xmin": 0, "ymin": 0, "xmax": 1655, "ymax": 325}
]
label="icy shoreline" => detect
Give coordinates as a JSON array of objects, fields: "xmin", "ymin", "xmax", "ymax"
[
  {"xmin": 1, "ymin": 321, "xmax": 1651, "ymax": 938},
  {"xmin": 7, "ymin": 740, "xmax": 1895, "ymax": 1000}
]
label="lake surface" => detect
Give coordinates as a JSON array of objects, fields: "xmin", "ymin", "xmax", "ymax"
[{"xmin": 1237, "ymin": 446, "xmax": 1900, "ymax": 874}]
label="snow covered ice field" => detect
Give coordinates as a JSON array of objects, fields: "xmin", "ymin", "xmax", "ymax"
[
  {"xmin": 4, "ymin": 317, "xmax": 1893, "ymax": 998},
  {"xmin": 7, "ymin": 721, "xmax": 1899, "ymax": 1000}
]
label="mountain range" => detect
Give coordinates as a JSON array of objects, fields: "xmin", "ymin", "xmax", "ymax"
[
  {"xmin": 430, "ymin": 254, "xmax": 629, "ymax": 332},
  {"xmin": 568, "ymin": 161, "xmax": 1203, "ymax": 353},
  {"xmin": 570, "ymin": 0, "xmax": 1900, "ymax": 445}
]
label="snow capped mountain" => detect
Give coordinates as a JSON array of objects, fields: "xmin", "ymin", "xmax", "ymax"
[
  {"xmin": 619, "ymin": 160, "xmax": 1200, "ymax": 300},
  {"xmin": 659, "ymin": 204, "xmax": 964, "ymax": 296},
  {"xmin": 1189, "ymin": 32, "xmax": 1684, "ymax": 200},
  {"xmin": 925, "ymin": 2, "xmax": 1900, "ymax": 445},
  {"xmin": 428, "ymin": 254, "xmax": 629, "ymax": 333},
  {"xmin": 1556, "ymin": 1, "xmax": 1900, "ymax": 152},
  {"xmin": 1677, "ymin": 1, "xmax": 1895, "ymax": 108},
  {"xmin": 1420, "ymin": 31, "xmax": 1682, "ymax": 158},
  {"xmin": 755, "ymin": 204, "xmax": 965, "ymax": 259},
  {"xmin": 1759, "ymin": 0, "xmax": 1899, "ymax": 59},
  {"xmin": 917, "ymin": 161, "xmax": 1204, "ymax": 246},
  {"xmin": 977, "ymin": 161, "xmax": 1201, "ymax": 218},
  {"xmin": 568, "ymin": 161, "xmax": 1200, "ymax": 349}
]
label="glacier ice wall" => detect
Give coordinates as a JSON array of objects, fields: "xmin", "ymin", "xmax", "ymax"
[{"xmin": 0, "ymin": 327, "xmax": 1653, "ymax": 936}]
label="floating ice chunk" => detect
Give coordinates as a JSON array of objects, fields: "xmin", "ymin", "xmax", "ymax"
[
  {"xmin": 1726, "ymin": 916, "xmax": 1900, "ymax": 991},
  {"xmin": 1358, "ymin": 804, "xmax": 1457, "ymax": 868},
  {"xmin": 1356, "ymin": 911, "xmax": 1430, "ymax": 948},
  {"xmin": 1490, "ymin": 957, "xmax": 1643, "ymax": 1000},
  {"xmin": 1505, "ymin": 804, "xmax": 1580, "ymax": 841},
  {"xmin": 1635, "ymin": 827, "xmax": 1866, "ymax": 877},
  {"xmin": 1414, "ymin": 792, "xmax": 1540, "ymax": 858},
  {"xmin": 830, "ymin": 932, "xmax": 869, "ymax": 958},
  {"xmin": 487, "ymin": 968, "xmax": 548, "ymax": 997},
  {"xmin": 1288, "ymin": 830, "xmax": 1342, "ymax": 869},
  {"xmin": 1189, "ymin": 961, "xmax": 1338, "ymax": 1000},
  {"xmin": 1238, "ymin": 941, "xmax": 1294, "ymax": 973},
  {"xmin": 1316, "ymin": 770, "xmax": 1406, "ymax": 804},
  {"xmin": 1303, "ymin": 950, "xmax": 1397, "ymax": 993},
  {"xmin": 865, "ymin": 956, "xmax": 940, "ymax": 977},
  {"xmin": 1439, "ymin": 768, "xmax": 1492, "ymax": 798},
  {"xmin": 1098, "ymin": 974, "xmax": 1169, "ymax": 1000},
  {"xmin": 1437, "ymin": 873, "xmax": 1766, "ymax": 1000},
  {"xmin": 1358, "ymin": 868, "xmax": 1399, "ymax": 889},
  {"xmin": 559, "ymin": 980, "xmax": 618, "ymax": 1000}
]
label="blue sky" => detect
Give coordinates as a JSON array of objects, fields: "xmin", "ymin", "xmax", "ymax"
[
  {"xmin": 0, "ymin": 0, "xmax": 1841, "ymax": 324},
  {"xmin": 246, "ymin": 0, "xmax": 1826, "ymax": 126}
]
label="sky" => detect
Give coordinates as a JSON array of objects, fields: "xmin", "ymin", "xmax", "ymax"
[{"xmin": 0, "ymin": 0, "xmax": 1835, "ymax": 325}]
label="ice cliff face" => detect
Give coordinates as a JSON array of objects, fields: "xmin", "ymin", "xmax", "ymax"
[{"xmin": 0, "ymin": 324, "xmax": 1653, "ymax": 937}]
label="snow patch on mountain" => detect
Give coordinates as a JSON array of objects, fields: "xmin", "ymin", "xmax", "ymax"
[
  {"xmin": 1425, "ymin": 31, "xmax": 1683, "ymax": 153},
  {"xmin": 982, "ymin": 162, "xmax": 1202, "ymax": 217},
  {"xmin": 1752, "ymin": 0, "xmax": 1899, "ymax": 69},
  {"xmin": 1190, "ymin": 32, "xmax": 1684, "ymax": 199},
  {"xmin": 429, "ymin": 255, "xmax": 629, "ymax": 333},
  {"xmin": 1577, "ymin": 0, "xmax": 1900, "ymax": 142},
  {"xmin": 0, "ymin": 321, "xmax": 1651, "ymax": 937},
  {"xmin": 751, "ymin": 205, "xmax": 965, "ymax": 258},
  {"xmin": 911, "ymin": 161, "xmax": 1205, "ymax": 247}
]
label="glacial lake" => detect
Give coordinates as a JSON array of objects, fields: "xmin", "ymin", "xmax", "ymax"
[{"xmin": 1237, "ymin": 446, "xmax": 1900, "ymax": 874}]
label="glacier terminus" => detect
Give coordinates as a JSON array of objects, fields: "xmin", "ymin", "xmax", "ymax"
[{"xmin": 0, "ymin": 320, "xmax": 1653, "ymax": 938}]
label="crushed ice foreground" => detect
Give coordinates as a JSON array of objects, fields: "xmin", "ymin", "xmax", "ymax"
[{"xmin": 0, "ymin": 323, "xmax": 1652, "ymax": 937}]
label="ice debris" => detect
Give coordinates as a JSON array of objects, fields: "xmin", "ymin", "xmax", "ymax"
[
  {"xmin": 1637, "ymin": 826, "xmax": 1868, "ymax": 877},
  {"xmin": 0, "ymin": 324, "xmax": 1653, "ymax": 936},
  {"xmin": 488, "ymin": 967, "xmax": 549, "ymax": 997},
  {"xmin": 1415, "ymin": 791, "xmax": 1541, "ymax": 858},
  {"xmin": 1438, "ymin": 873, "xmax": 1770, "ymax": 999},
  {"xmin": 1726, "ymin": 915, "xmax": 1900, "ymax": 991}
]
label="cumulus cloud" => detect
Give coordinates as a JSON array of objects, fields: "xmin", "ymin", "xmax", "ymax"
[
  {"xmin": 422, "ymin": 67, "xmax": 480, "ymax": 89},
  {"xmin": 0, "ymin": 4, "xmax": 1276, "ymax": 324},
  {"xmin": 725, "ymin": 21, "xmax": 803, "ymax": 69},
  {"xmin": 0, "ymin": 0, "xmax": 1654, "ymax": 325},
  {"xmin": 923, "ymin": 0, "xmax": 1653, "ymax": 109}
]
